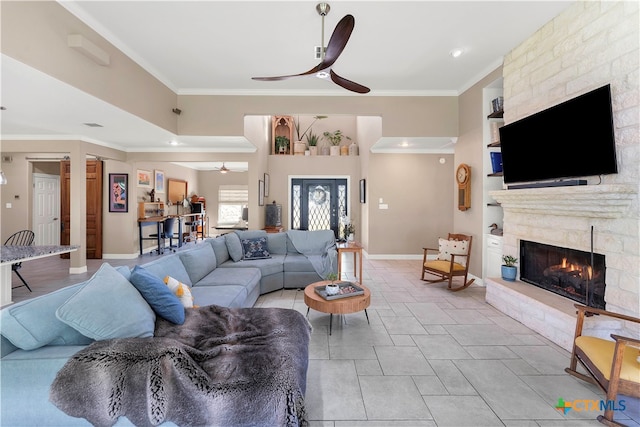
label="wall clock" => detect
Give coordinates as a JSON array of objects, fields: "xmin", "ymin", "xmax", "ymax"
[{"xmin": 456, "ymin": 163, "xmax": 471, "ymax": 211}]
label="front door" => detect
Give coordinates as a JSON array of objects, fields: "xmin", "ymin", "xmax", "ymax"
[{"xmin": 291, "ymin": 179, "xmax": 347, "ymax": 239}]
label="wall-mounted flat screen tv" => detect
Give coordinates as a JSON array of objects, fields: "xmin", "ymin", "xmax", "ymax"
[{"xmin": 499, "ymin": 84, "xmax": 617, "ymax": 185}]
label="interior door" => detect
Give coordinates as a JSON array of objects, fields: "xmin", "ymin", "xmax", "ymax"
[
  {"xmin": 291, "ymin": 179, "xmax": 347, "ymax": 238},
  {"xmin": 60, "ymin": 160, "xmax": 103, "ymax": 259},
  {"xmin": 33, "ymin": 173, "xmax": 60, "ymax": 245}
]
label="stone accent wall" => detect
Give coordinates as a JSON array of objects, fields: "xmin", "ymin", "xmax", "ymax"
[{"xmin": 489, "ymin": 0, "xmax": 639, "ymax": 344}]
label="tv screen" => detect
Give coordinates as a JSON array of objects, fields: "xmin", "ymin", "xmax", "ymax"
[{"xmin": 499, "ymin": 84, "xmax": 617, "ymax": 185}]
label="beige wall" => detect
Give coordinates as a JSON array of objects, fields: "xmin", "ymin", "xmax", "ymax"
[
  {"xmin": 179, "ymin": 95, "xmax": 457, "ymax": 138},
  {"xmin": 453, "ymin": 67, "xmax": 503, "ymax": 278},
  {"xmin": 1, "ymin": 1, "xmax": 177, "ymax": 134},
  {"xmin": 367, "ymin": 153, "xmax": 454, "ymax": 255}
]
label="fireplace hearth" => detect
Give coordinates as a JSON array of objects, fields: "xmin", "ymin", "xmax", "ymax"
[{"xmin": 520, "ymin": 240, "xmax": 606, "ymax": 309}]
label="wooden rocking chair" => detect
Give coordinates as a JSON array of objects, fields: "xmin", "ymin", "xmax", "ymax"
[
  {"xmin": 421, "ymin": 233, "xmax": 474, "ymax": 292},
  {"xmin": 565, "ymin": 304, "xmax": 640, "ymax": 427}
]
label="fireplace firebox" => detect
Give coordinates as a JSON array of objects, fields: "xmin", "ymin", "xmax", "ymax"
[{"xmin": 520, "ymin": 240, "xmax": 606, "ymax": 309}]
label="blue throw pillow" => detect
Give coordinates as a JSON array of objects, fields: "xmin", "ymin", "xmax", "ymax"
[
  {"xmin": 56, "ymin": 263, "xmax": 156, "ymax": 340},
  {"xmin": 241, "ymin": 237, "xmax": 271, "ymax": 260},
  {"xmin": 129, "ymin": 265, "xmax": 185, "ymax": 324}
]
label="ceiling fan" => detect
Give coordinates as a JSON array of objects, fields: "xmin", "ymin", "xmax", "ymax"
[
  {"xmin": 213, "ymin": 162, "xmax": 244, "ymax": 173},
  {"xmin": 252, "ymin": 3, "xmax": 370, "ymax": 94}
]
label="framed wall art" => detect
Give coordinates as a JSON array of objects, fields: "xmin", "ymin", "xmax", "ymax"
[
  {"xmin": 258, "ymin": 180, "xmax": 265, "ymax": 206},
  {"xmin": 154, "ymin": 169, "xmax": 165, "ymax": 193},
  {"xmin": 264, "ymin": 173, "xmax": 270, "ymax": 197},
  {"xmin": 109, "ymin": 173, "xmax": 128, "ymax": 212},
  {"xmin": 137, "ymin": 169, "xmax": 152, "ymax": 188}
]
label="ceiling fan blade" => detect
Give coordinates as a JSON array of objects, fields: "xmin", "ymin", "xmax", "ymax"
[
  {"xmin": 320, "ymin": 14, "xmax": 355, "ymax": 69},
  {"xmin": 252, "ymin": 14, "xmax": 355, "ymax": 81},
  {"xmin": 252, "ymin": 64, "xmax": 323, "ymax": 81},
  {"xmin": 330, "ymin": 69, "xmax": 370, "ymax": 94}
]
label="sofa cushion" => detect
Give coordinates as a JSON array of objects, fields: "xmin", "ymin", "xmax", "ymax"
[
  {"xmin": 284, "ymin": 253, "xmax": 317, "ymax": 272},
  {"xmin": 209, "ymin": 237, "xmax": 230, "ymax": 264},
  {"xmin": 235, "ymin": 230, "xmax": 268, "ymax": 240},
  {"xmin": 164, "ymin": 276, "xmax": 195, "ymax": 308},
  {"xmin": 56, "ymin": 263, "xmax": 156, "ymax": 340},
  {"xmin": 267, "ymin": 232, "xmax": 287, "ymax": 255},
  {"xmin": 189, "ymin": 285, "xmax": 249, "ymax": 309},
  {"xmin": 196, "ymin": 266, "xmax": 262, "ymax": 289},
  {"xmin": 241, "ymin": 236, "xmax": 271, "ymax": 260},
  {"xmin": 130, "ymin": 266, "xmax": 185, "ymax": 324},
  {"xmin": 225, "ymin": 232, "xmax": 244, "ymax": 262},
  {"xmin": 219, "ymin": 255, "xmax": 285, "ymax": 277},
  {"xmin": 141, "ymin": 254, "xmax": 192, "ymax": 286},
  {"xmin": 179, "ymin": 243, "xmax": 217, "ymax": 283},
  {"xmin": 0, "ymin": 282, "xmax": 93, "ymax": 351}
]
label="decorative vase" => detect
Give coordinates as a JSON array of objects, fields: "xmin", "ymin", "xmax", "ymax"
[
  {"xmin": 326, "ymin": 283, "xmax": 340, "ymax": 295},
  {"xmin": 347, "ymin": 234, "xmax": 354, "ymax": 242},
  {"xmin": 309, "ymin": 146, "xmax": 318, "ymax": 156},
  {"xmin": 294, "ymin": 141, "xmax": 306, "ymax": 155},
  {"xmin": 330, "ymin": 146, "xmax": 340, "ymax": 156},
  {"xmin": 501, "ymin": 265, "xmax": 517, "ymax": 281},
  {"xmin": 321, "ymin": 146, "xmax": 330, "ymax": 156},
  {"xmin": 349, "ymin": 142, "xmax": 358, "ymax": 156}
]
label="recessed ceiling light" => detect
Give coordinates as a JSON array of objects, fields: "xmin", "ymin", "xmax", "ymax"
[
  {"xmin": 168, "ymin": 140, "xmax": 179, "ymax": 146},
  {"xmin": 450, "ymin": 48, "xmax": 464, "ymax": 58},
  {"xmin": 400, "ymin": 141, "xmax": 409, "ymax": 147}
]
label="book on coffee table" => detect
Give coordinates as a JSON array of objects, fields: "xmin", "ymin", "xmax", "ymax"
[{"xmin": 315, "ymin": 281, "xmax": 364, "ymax": 300}]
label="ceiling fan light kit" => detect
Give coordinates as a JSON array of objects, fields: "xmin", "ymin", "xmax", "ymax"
[{"xmin": 252, "ymin": 3, "xmax": 370, "ymax": 94}]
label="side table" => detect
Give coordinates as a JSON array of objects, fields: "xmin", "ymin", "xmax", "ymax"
[{"xmin": 337, "ymin": 241, "xmax": 363, "ymax": 283}]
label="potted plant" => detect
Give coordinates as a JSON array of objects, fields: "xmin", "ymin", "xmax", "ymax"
[
  {"xmin": 501, "ymin": 255, "xmax": 518, "ymax": 281},
  {"xmin": 325, "ymin": 272, "xmax": 339, "ymax": 295},
  {"xmin": 294, "ymin": 115, "xmax": 327, "ymax": 155},
  {"xmin": 323, "ymin": 130, "xmax": 351, "ymax": 156},
  {"xmin": 275, "ymin": 135, "xmax": 290, "ymax": 154},
  {"xmin": 306, "ymin": 131, "xmax": 320, "ymax": 156}
]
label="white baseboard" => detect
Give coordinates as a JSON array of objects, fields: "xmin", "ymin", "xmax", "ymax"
[{"xmin": 102, "ymin": 252, "xmax": 142, "ymax": 259}]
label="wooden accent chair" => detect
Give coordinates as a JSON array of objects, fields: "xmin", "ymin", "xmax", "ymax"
[
  {"xmin": 4, "ymin": 229, "xmax": 35, "ymax": 292},
  {"xmin": 565, "ymin": 304, "xmax": 640, "ymax": 427},
  {"xmin": 421, "ymin": 233, "xmax": 474, "ymax": 292}
]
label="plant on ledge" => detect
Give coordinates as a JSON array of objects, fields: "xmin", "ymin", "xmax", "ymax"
[
  {"xmin": 501, "ymin": 255, "xmax": 518, "ymax": 282},
  {"xmin": 275, "ymin": 136, "xmax": 290, "ymax": 153},
  {"xmin": 295, "ymin": 115, "xmax": 327, "ymax": 141},
  {"xmin": 306, "ymin": 131, "xmax": 320, "ymax": 146},
  {"xmin": 502, "ymin": 255, "xmax": 517, "ymax": 266},
  {"xmin": 323, "ymin": 130, "xmax": 351, "ymax": 146}
]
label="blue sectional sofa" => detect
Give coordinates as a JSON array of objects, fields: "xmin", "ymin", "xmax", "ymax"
[{"xmin": 0, "ymin": 229, "xmax": 337, "ymax": 426}]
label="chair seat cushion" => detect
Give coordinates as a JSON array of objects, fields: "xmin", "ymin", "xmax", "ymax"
[
  {"xmin": 424, "ymin": 260, "xmax": 466, "ymax": 273},
  {"xmin": 575, "ymin": 335, "xmax": 640, "ymax": 382}
]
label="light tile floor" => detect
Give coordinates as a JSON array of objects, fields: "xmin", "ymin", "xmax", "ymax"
[{"xmin": 9, "ymin": 250, "xmax": 640, "ymax": 427}]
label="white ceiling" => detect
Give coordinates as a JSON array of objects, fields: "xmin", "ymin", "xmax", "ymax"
[{"xmin": 0, "ymin": 1, "xmax": 574, "ymax": 155}]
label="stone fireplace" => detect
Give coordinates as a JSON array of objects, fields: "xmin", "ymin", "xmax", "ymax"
[{"xmin": 486, "ymin": 184, "xmax": 637, "ymax": 351}]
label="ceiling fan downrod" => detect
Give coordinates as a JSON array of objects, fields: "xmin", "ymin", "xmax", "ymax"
[{"xmin": 316, "ymin": 3, "xmax": 330, "ymax": 60}]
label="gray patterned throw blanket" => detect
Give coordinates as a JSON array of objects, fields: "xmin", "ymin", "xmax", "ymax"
[{"xmin": 49, "ymin": 305, "xmax": 311, "ymax": 427}]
